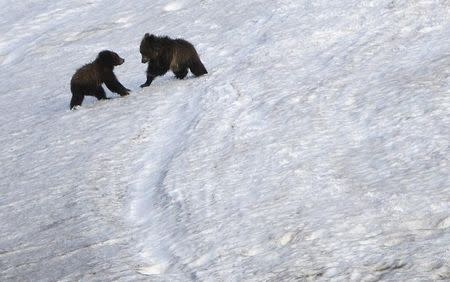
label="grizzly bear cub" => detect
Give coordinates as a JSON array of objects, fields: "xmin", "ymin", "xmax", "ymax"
[
  {"xmin": 139, "ymin": 34, "xmax": 207, "ymax": 87},
  {"xmin": 70, "ymin": 50, "xmax": 130, "ymax": 109}
]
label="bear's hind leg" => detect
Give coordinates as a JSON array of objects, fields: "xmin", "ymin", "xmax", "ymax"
[
  {"xmin": 189, "ymin": 59, "xmax": 207, "ymax": 77},
  {"xmin": 70, "ymin": 93, "xmax": 84, "ymax": 110},
  {"xmin": 174, "ymin": 67, "xmax": 188, "ymax": 79}
]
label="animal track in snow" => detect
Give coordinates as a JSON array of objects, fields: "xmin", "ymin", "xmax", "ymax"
[
  {"xmin": 136, "ymin": 263, "xmax": 167, "ymax": 275},
  {"xmin": 278, "ymin": 232, "xmax": 295, "ymax": 246},
  {"xmin": 437, "ymin": 216, "xmax": 450, "ymax": 229},
  {"xmin": 163, "ymin": 1, "xmax": 185, "ymax": 12}
]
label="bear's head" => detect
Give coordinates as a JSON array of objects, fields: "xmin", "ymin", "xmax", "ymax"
[
  {"xmin": 96, "ymin": 50, "xmax": 125, "ymax": 67},
  {"xmin": 140, "ymin": 33, "xmax": 161, "ymax": 63}
]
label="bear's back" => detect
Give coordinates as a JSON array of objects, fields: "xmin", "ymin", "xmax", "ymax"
[
  {"xmin": 172, "ymin": 39, "xmax": 197, "ymax": 65},
  {"xmin": 71, "ymin": 63, "xmax": 102, "ymax": 87}
]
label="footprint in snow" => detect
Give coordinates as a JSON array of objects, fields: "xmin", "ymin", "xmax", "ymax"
[
  {"xmin": 163, "ymin": 1, "xmax": 185, "ymax": 12},
  {"xmin": 136, "ymin": 264, "xmax": 167, "ymax": 275}
]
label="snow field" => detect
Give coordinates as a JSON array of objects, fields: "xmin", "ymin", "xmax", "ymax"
[{"xmin": 0, "ymin": 0, "xmax": 449, "ymax": 280}]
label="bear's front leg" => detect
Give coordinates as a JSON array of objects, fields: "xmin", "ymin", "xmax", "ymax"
[
  {"xmin": 140, "ymin": 61, "xmax": 160, "ymax": 88},
  {"xmin": 140, "ymin": 72, "xmax": 155, "ymax": 88},
  {"xmin": 104, "ymin": 73, "xmax": 130, "ymax": 96},
  {"xmin": 141, "ymin": 59, "xmax": 170, "ymax": 88}
]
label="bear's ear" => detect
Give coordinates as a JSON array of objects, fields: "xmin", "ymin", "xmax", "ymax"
[
  {"xmin": 145, "ymin": 33, "xmax": 156, "ymax": 39},
  {"xmin": 144, "ymin": 33, "xmax": 155, "ymax": 42}
]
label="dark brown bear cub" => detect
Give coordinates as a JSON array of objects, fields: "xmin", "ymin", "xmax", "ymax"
[
  {"xmin": 70, "ymin": 50, "xmax": 130, "ymax": 109},
  {"xmin": 139, "ymin": 34, "xmax": 207, "ymax": 87}
]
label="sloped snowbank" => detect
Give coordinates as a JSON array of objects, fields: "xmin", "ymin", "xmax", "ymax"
[{"xmin": 1, "ymin": 0, "xmax": 449, "ymax": 280}]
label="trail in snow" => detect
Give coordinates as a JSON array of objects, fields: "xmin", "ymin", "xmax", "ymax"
[{"xmin": 1, "ymin": 0, "xmax": 449, "ymax": 281}]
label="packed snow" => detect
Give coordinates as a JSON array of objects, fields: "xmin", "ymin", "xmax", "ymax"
[{"xmin": 1, "ymin": 0, "xmax": 449, "ymax": 281}]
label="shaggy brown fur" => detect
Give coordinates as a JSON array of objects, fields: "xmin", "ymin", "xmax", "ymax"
[
  {"xmin": 139, "ymin": 33, "xmax": 207, "ymax": 87},
  {"xmin": 70, "ymin": 50, "xmax": 130, "ymax": 109}
]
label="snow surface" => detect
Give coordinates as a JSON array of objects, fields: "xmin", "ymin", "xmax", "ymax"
[{"xmin": 1, "ymin": 0, "xmax": 449, "ymax": 281}]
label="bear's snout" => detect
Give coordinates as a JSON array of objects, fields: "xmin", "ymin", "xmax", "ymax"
[
  {"xmin": 116, "ymin": 57, "xmax": 124, "ymax": 65},
  {"xmin": 141, "ymin": 57, "xmax": 149, "ymax": 64}
]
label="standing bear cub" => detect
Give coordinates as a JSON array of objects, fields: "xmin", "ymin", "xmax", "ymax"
[
  {"xmin": 140, "ymin": 34, "xmax": 207, "ymax": 87},
  {"xmin": 70, "ymin": 50, "xmax": 130, "ymax": 109}
]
